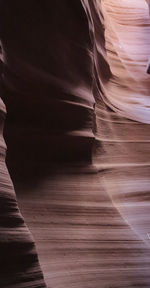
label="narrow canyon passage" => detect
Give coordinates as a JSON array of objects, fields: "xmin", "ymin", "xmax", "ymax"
[{"xmin": 0, "ymin": 0, "xmax": 150, "ymax": 287}]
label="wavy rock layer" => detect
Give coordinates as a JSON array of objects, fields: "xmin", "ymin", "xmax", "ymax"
[
  {"xmin": 17, "ymin": 168, "xmax": 150, "ymax": 288},
  {"xmin": 0, "ymin": 101, "xmax": 46, "ymax": 287},
  {"xmin": 0, "ymin": 1, "xmax": 150, "ymax": 288}
]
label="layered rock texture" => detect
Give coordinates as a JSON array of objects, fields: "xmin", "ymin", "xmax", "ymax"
[{"xmin": 0, "ymin": 1, "xmax": 150, "ymax": 287}]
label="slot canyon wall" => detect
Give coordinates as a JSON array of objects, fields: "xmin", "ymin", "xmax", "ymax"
[{"xmin": 0, "ymin": 0, "xmax": 150, "ymax": 287}]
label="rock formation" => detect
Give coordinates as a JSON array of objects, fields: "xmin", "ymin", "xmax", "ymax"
[{"xmin": 0, "ymin": 1, "xmax": 150, "ymax": 287}]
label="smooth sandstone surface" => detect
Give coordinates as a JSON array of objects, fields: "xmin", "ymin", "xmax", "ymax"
[{"xmin": 0, "ymin": 1, "xmax": 150, "ymax": 287}]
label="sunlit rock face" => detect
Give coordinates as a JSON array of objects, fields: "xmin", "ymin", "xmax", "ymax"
[
  {"xmin": 84, "ymin": 0, "xmax": 150, "ymax": 245},
  {"xmin": 100, "ymin": 0, "xmax": 150, "ymax": 123},
  {"xmin": 0, "ymin": 0, "xmax": 150, "ymax": 288}
]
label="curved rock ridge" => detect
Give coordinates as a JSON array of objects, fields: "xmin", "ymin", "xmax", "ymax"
[
  {"xmin": 83, "ymin": 0, "xmax": 150, "ymax": 246},
  {"xmin": 0, "ymin": 1, "xmax": 150, "ymax": 288},
  {"xmin": 83, "ymin": 0, "xmax": 150, "ymax": 123},
  {"xmin": 0, "ymin": 0, "xmax": 95, "ymax": 167},
  {"xmin": 0, "ymin": 1, "xmax": 95, "ymax": 287},
  {"xmin": 0, "ymin": 98, "xmax": 46, "ymax": 287}
]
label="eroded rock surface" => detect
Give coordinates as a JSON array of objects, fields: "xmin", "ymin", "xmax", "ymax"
[{"xmin": 0, "ymin": 1, "xmax": 150, "ymax": 287}]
